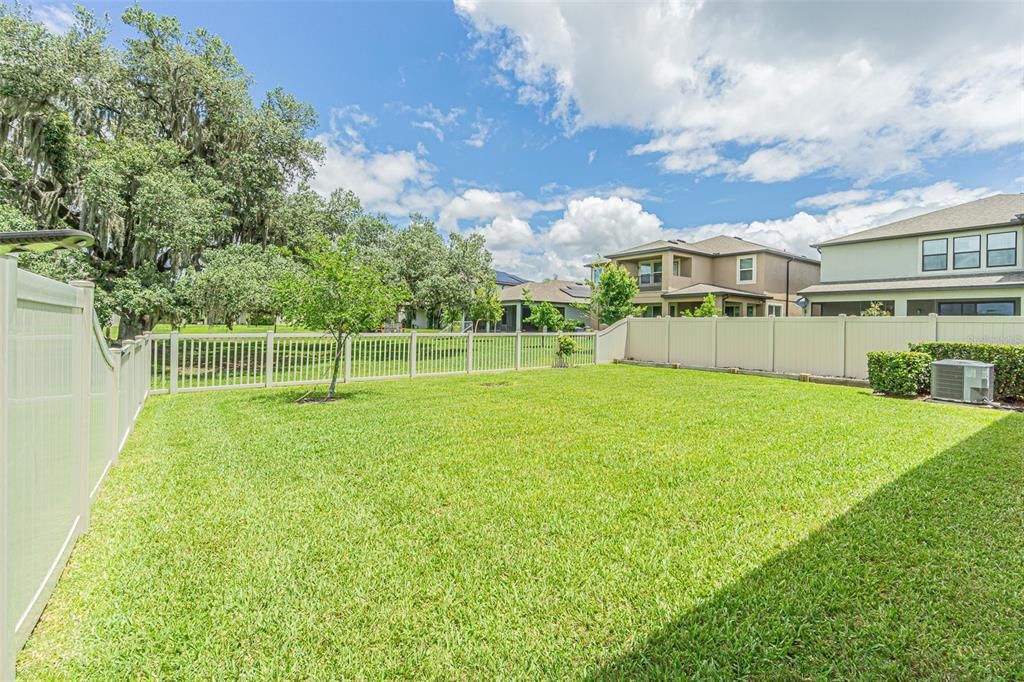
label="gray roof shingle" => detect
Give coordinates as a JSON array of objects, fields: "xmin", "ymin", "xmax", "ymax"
[{"xmin": 817, "ymin": 194, "xmax": 1024, "ymax": 247}]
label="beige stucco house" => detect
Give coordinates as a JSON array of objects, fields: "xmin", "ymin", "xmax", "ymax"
[
  {"xmin": 591, "ymin": 235, "xmax": 820, "ymax": 317},
  {"xmin": 800, "ymin": 194, "xmax": 1024, "ymax": 317}
]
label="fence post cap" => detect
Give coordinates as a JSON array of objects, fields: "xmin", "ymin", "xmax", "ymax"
[{"xmin": 68, "ymin": 279, "xmax": 95, "ymax": 289}]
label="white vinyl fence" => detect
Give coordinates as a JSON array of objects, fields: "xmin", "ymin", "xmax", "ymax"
[
  {"xmin": 625, "ymin": 314, "xmax": 1024, "ymax": 380},
  {"xmin": 148, "ymin": 330, "xmax": 599, "ymax": 393},
  {"xmin": 0, "ymin": 258, "xmax": 150, "ymax": 678}
]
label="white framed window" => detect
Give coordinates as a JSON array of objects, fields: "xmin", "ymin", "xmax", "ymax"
[
  {"xmin": 638, "ymin": 260, "xmax": 662, "ymax": 286},
  {"xmin": 921, "ymin": 238, "xmax": 948, "ymax": 271},
  {"xmin": 737, "ymin": 256, "xmax": 755, "ymax": 283},
  {"xmin": 952, "ymin": 235, "xmax": 981, "ymax": 270},
  {"xmin": 987, "ymin": 232, "xmax": 1017, "ymax": 267},
  {"xmin": 724, "ymin": 304, "xmax": 741, "ymax": 317},
  {"xmin": 767, "ymin": 303, "xmax": 784, "ymax": 317},
  {"xmin": 591, "ymin": 266, "xmax": 603, "ymax": 283}
]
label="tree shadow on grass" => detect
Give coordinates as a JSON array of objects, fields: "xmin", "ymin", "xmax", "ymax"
[
  {"xmin": 241, "ymin": 385, "xmax": 379, "ymax": 407},
  {"xmin": 591, "ymin": 414, "xmax": 1024, "ymax": 680}
]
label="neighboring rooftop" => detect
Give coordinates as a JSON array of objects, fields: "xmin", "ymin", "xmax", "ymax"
[
  {"xmin": 799, "ymin": 271, "xmax": 1024, "ymax": 296},
  {"xmin": 603, "ymin": 235, "xmax": 818, "ymax": 264},
  {"xmin": 499, "ymin": 279, "xmax": 590, "ymax": 304},
  {"xmin": 663, "ymin": 283, "xmax": 769, "ymax": 299},
  {"xmin": 494, "ymin": 270, "xmax": 529, "ymax": 287},
  {"xmin": 816, "ymin": 194, "xmax": 1024, "ymax": 247}
]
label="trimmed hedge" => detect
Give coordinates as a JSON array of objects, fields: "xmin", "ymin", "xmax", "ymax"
[
  {"xmin": 909, "ymin": 342, "xmax": 1024, "ymax": 400},
  {"xmin": 867, "ymin": 351, "xmax": 932, "ymax": 396}
]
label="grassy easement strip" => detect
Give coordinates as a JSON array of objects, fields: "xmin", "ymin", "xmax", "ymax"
[{"xmin": 18, "ymin": 365, "xmax": 1023, "ymax": 679}]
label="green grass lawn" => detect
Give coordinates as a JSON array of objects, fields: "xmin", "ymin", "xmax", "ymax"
[{"xmin": 18, "ymin": 366, "xmax": 1023, "ymax": 679}]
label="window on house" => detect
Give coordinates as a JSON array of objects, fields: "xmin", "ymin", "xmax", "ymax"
[
  {"xmin": 640, "ymin": 304, "xmax": 662, "ymax": 317},
  {"xmin": 746, "ymin": 304, "xmax": 756, "ymax": 317},
  {"xmin": 672, "ymin": 257, "xmax": 692, "ymax": 277},
  {"xmin": 591, "ymin": 266, "xmax": 603, "ymax": 283},
  {"xmin": 922, "ymin": 238, "xmax": 948, "ymax": 271},
  {"xmin": 767, "ymin": 303, "xmax": 784, "ymax": 316},
  {"xmin": 987, "ymin": 232, "xmax": 1017, "ymax": 267},
  {"xmin": 938, "ymin": 300, "xmax": 1018, "ymax": 316},
  {"xmin": 953, "ymin": 235, "xmax": 981, "ymax": 270},
  {"xmin": 723, "ymin": 304, "xmax": 741, "ymax": 317},
  {"xmin": 738, "ymin": 257, "xmax": 754, "ymax": 282},
  {"xmin": 638, "ymin": 260, "xmax": 662, "ymax": 286}
]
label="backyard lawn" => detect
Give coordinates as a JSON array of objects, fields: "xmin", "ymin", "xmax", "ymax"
[{"xmin": 18, "ymin": 365, "xmax": 1023, "ymax": 679}]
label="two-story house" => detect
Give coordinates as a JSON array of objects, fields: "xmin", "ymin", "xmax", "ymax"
[
  {"xmin": 591, "ymin": 235, "xmax": 820, "ymax": 317},
  {"xmin": 800, "ymin": 194, "xmax": 1024, "ymax": 316}
]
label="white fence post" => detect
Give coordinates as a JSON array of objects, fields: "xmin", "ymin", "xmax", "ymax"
[
  {"xmin": 169, "ymin": 331, "xmax": 179, "ymax": 394},
  {"xmin": 409, "ymin": 331, "xmax": 417, "ymax": 377},
  {"xmin": 467, "ymin": 332, "xmax": 474, "ymax": 373},
  {"xmin": 929, "ymin": 312, "xmax": 938, "ymax": 341},
  {"xmin": 111, "ymin": 347, "xmax": 122, "ymax": 463},
  {"xmin": 768, "ymin": 314, "xmax": 776, "ymax": 373},
  {"xmin": 265, "ymin": 331, "xmax": 275, "ymax": 388},
  {"xmin": 515, "ymin": 332, "xmax": 522, "ymax": 370},
  {"xmin": 0, "ymin": 257, "xmax": 14, "ymax": 680},
  {"xmin": 70, "ymin": 280, "xmax": 94, "ymax": 535},
  {"xmin": 343, "ymin": 336, "xmax": 352, "ymax": 383},
  {"xmin": 664, "ymin": 316, "xmax": 671, "ymax": 364}
]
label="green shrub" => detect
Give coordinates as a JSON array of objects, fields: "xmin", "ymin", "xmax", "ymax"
[
  {"xmin": 867, "ymin": 351, "xmax": 932, "ymax": 396},
  {"xmin": 909, "ymin": 342, "xmax": 1024, "ymax": 400}
]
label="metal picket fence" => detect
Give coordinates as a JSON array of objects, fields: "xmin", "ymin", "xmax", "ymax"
[{"xmin": 149, "ymin": 331, "xmax": 598, "ymax": 394}]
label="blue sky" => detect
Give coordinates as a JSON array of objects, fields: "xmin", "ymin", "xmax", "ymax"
[{"xmin": 30, "ymin": 1, "xmax": 1024, "ymax": 280}]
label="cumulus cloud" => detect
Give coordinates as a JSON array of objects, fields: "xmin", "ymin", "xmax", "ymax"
[
  {"xmin": 310, "ymin": 107, "xmax": 448, "ymax": 215},
  {"xmin": 668, "ymin": 182, "xmax": 995, "ymax": 257},
  {"xmin": 456, "ymin": 1, "xmax": 1024, "ymax": 182},
  {"xmin": 456, "ymin": 181, "xmax": 994, "ymax": 280}
]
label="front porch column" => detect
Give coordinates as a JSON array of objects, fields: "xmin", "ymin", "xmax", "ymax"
[{"xmin": 660, "ymin": 300, "xmax": 670, "ymax": 317}]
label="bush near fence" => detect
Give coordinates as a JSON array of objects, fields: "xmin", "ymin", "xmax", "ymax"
[
  {"xmin": 867, "ymin": 351, "xmax": 932, "ymax": 396},
  {"xmin": 909, "ymin": 342, "xmax": 1024, "ymax": 400}
]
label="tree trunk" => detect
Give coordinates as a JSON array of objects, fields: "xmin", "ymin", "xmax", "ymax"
[{"xmin": 328, "ymin": 333, "xmax": 344, "ymax": 399}]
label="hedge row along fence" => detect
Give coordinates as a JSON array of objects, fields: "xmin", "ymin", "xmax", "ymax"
[
  {"xmin": 868, "ymin": 342, "xmax": 1024, "ymax": 399},
  {"xmin": 909, "ymin": 342, "xmax": 1024, "ymax": 400}
]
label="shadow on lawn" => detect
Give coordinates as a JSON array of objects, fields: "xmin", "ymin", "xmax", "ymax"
[
  {"xmin": 591, "ymin": 414, "xmax": 1024, "ymax": 680},
  {"xmin": 243, "ymin": 385, "xmax": 379, "ymax": 406}
]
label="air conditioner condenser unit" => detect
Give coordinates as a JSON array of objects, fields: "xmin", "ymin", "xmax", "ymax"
[{"xmin": 930, "ymin": 359, "xmax": 995, "ymax": 404}]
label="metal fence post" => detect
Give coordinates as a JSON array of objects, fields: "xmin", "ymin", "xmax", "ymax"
[
  {"xmin": 169, "ymin": 331, "xmax": 179, "ymax": 394},
  {"xmin": 0, "ymin": 258, "xmax": 15, "ymax": 681},
  {"xmin": 409, "ymin": 331, "xmax": 417, "ymax": 377},
  {"xmin": 343, "ymin": 335, "xmax": 352, "ymax": 383},
  {"xmin": 69, "ymin": 280, "xmax": 94, "ymax": 534},
  {"xmin": 265, "ymin": 331, "xmax": 275, "ymax": 388},
  {"xmin": 515, "ymin": 332, "xmax": 522, "ymax": 370},
  {"xmin": 467, "ymin": 332, "xmax": 474, "ymax": 373}
]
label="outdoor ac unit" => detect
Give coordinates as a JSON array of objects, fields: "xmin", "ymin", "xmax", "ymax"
[{"xmin": 930, "ymin": 359, "xmax": 995, "ymax": 404}]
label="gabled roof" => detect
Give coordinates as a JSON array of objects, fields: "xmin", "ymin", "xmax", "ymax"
[
  {"xmin": 816, "ymin": 194, "xmax": 1024, "ymax": 247},
  {"xmin": 663, "ymin": 283, "xmax": 769, "ymax": 299},
  {"xmin": 603, "ymin": 235, "xmax": 818, "ymax": 264},
  {"xmin": 799, "ymin": 271, "xmax": 1024, "ymax": 295},
  {"xmin": 499, "ymin": 279, "xmax": 591, "ymax": 304},
  {"xmin": 494, "ymin": 270, "xmax": 529, "ymax": 286}
]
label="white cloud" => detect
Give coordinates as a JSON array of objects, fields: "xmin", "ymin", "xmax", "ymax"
[
  {"xmin": 33, "ymin": 3, "xmax": 76, "ymax": 34},
  {"xmin": 407, "ymin": 104, "xmax": 464, "ymax": 141},
  {"xmin": 464, "ymin": 115, "xmax": 495, "ymax": 148},
  {"xmin": 457, "ymin": 1, "xmax": 1024, "ymax": 182},
  {"xmin": 465, "ymin": 195, "xmax": 664, "ymax": 281},
  {"xmin": 310, "ymin": 107, "xmax": 448, "ymax": 215},
  {"xmin": 438, "ymin": 188, "xmax": 558, "ymax": 231},
  {"xmin": 668, "ymin": 182, "xmax": 994, "ymax": 257},
  {"xmin": 587, "ymin": 149, "xmax": 597, "ymax": 164}
]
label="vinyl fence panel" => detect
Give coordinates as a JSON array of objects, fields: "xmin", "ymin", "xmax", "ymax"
[
  {"xmin": 624, "ymin": 314, "xmax": 1024, "ymax": 380},
  {"xmin": 0, "ymin": 260, "xmax": 151, "ymax": 678}
]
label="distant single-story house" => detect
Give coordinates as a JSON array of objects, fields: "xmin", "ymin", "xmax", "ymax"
[{"xmin": 498, "ymin": 279, "xmax": 592, "ymax": 331}]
